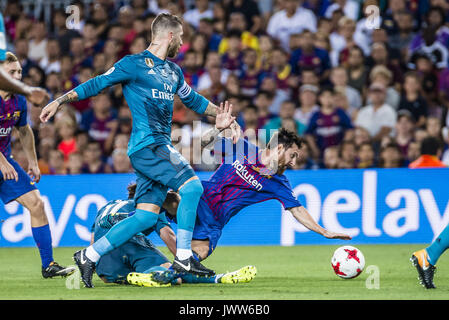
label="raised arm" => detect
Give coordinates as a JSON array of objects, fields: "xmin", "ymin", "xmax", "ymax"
[
  {"xmin": 288, "ymin": 206, "xmax": 352, "ymax": 240},
  {"xmin": 201, "ymin": 101, "xmax": 236, "ymax": 148},
  {"xmin": 0, "ymin": 68, "xmax": 49, "ymax": 106},
  {"xmin": 40, "ymin": 57, "xmax": 135, "ymax": 123},
  {"xmin": 39, "ymin": 90, "xmax": 79, "ymax": 123}
]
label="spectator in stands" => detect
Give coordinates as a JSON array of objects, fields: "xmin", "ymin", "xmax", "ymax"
[
  {"xmin": 338, "ymin": 140, "xmax": 357, "ymax": 168},
  {"xmin": 305, "ymin": 87, "xmax": 353, "ymax": 159},
  {"xmin": 409, "ymin": 136, "xmax": 446, "ymax": 168},
  {"xmin": 388, "ymin": 10, "xmax": 416, "ymax": 59},
  {"xmin": 81, "ymin": 140, "xmax": 112, "ymax": 174},
  {"xmin": 28, "ymin": 20, "xmax": 48, "ymax": 63},
  {"xmin": 267, "ymin": 0, "xmax": 317, "ymax": 51},
  {"xmin": 268, "ymin": 47, "xmax": 296, "ymax": 92},
  {"xmin": 330, "ymin": 66, "xmax": 362, "ymax": 115},
  {"xmin": 408, "ymin": 26, "xmax": 448, "ymax": 70},
  {"xmin": 368, "ymin": 65, "xmax": 400, "ymax": 110},
  {"xmin": 80, "ymin": 93, "xmax": 118, "ymax": 152},
  {"xmin": 56, "ymin": 117, "xmax": 78, "ymax": 162},
  {"xmin": 197, "ymin": 18, "xmax": 222, "ymax": 52},
  {"xmin": 426, "ymin": 116, "xmax": 443, "ymax": 141},
  {"xmin": 357, "ymin": 142, "xmax": 376, "ymax": 168},
  {"xmin": 355, "ymin": 82, "xmax": 397, "ymax": 142},
  {"xmin": 48, "ymin": 150, "xmax": 66, "ymax": 175},
  {"xmin": 254, "ymin": 90, "xmax": 276, "ymax": 129},
  {"xmin": 414, "ymin": 54, "xmax": 439, "ymax": 111},
  {"xmin": 346, "ymin": 46, "xmax": 369, "ymax": 95},
  {"xmin": 294, "ymin": 139, "xmax": 320, "ymax": 170},
  {"xmin": 183, "ymin": 0, "xmax": 213, "ymax": 29},
  {"xmin": 398, "ymin": 71, "xmax": 428, "ymax": 127},
  {"xmin": 259, "ymin": 75, "xmax": 289, "ymax": 115},
  {"xmin": 220, "ymin": 29, "xmax": 243, "ymax": 74},
  {"xmin": 82, "ymin": 20, "xmax": 105, "ymax": 57},
  {"xmin": 379, "ymin": 143, "xmax": 404, "ymax": 168},
  {"xmin": 264, "ymin": 100, "xmax": 306, "ymax": 143},
  {"xmin": 111, "ymin": 148, "xmax": 133, "ymax": 173},
  {"xmin": 407, "ymin": 141, "xmax": 421, "ymax": 164},
  {"xmin": 353, "ymin": 126, "xmax": 372, "ymax": 148},
  {"xmin": 330, "ymin": 16, "xmax": 369, "ymax": 68},
  {"xmin": 66, "ymin": 152, "xmax": 83, "ymax": 175},
  {"xmin": 368, "ymin": 41, "xmax": 403, "ymax": 89},
  {"xmin": 409, "ymin": 6, "xmax": 449, "ymax": 56},
  {"xmin": 241, "ymin": 104, "xmax": 259, "ymax": 132},
  {"xmin": 295, "ymin": 84, "xmax": 320, "ymax": 128},
  {"xmin": 239, "ymin": 48, "xmax": 263, "ymax": 97},
  {"xmin": 38, "ymin": 38, "xmax": 61, "ymax": 74},
  {"xmin": 322, "ymin": 145, "xmax": 340, "ymax": 169},
  {"xmin": 226, "ymin": 0, "xmax": 262, "ymax": 35},
  {"xmin": 324, "ymin": 0, "xmax": 360, "ymax": 22},
  {"xmin": 394, "ymin": 110, "xmax": 415, "ymax": 160},
  {"xmin": 289, "ymin": 30, "xmax": 332, "ymax": 80}
]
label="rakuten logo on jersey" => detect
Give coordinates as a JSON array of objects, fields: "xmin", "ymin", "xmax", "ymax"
[
  {"xmin": 0, "ymin": 127, "xmax": 12, "ymax": 137},
  {"xmin": 232, "ymin": 160, "xmax": 263, "ymax": 191}
]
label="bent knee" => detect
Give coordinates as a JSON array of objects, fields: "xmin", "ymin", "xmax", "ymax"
[
  {"xmin": 25, "ymin": 195, "xmax": 45, "ymax": 214},
  {"xmin": 179, "ymin": 178, "xmax": 203, "ymax": 197}
]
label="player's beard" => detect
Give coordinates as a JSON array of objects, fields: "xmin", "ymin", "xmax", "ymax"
[{"xmin": 167, "ymin": 40, "xmax": 181, "ymax": 58}]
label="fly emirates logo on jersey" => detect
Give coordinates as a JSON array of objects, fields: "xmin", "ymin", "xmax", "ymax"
[
  {"xmin": 151, "ymin": 83, "xmax": 175, "ymax": 101},
  {"xmin": 232, "ymin": 160, "xmax": 263, "ymax": 191}
]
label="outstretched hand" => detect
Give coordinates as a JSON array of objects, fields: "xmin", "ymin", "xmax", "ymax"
[
  {"xmin": 39, "ymin": 100, "xmax": 59, "ymax": 123},
  {"xmin": 323, "ymin": 231, "xmax": 352, "ymax": 240},
  {"xmin": 215, "ymin": 101, "xmax": 235, "ymax": 131}
]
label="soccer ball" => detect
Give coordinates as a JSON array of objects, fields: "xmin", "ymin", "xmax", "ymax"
[{"xmin": 331, "ymin": 246, "xmax": 365, "ymax": 279}]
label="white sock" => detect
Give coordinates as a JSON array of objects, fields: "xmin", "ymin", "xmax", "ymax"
[
  {"xmin": 176, "ymin": 248, "xmax": 193, "ymax": 260},
  {"xmin": 85, "ymin": 245, "xmax": 101, "ymax": 263}
]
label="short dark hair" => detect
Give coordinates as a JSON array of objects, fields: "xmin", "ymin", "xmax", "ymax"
[
  {"xmin": 127, "ymin": 183, "xmax": 137, "ymax": 199},
  {"xmin": 151, "ymin": 13, "xmax": 183, "ymax": 37},
  {"xmin": 268, "ymin": 128, "xmax": 304, "ymax": 150},
  {"xmin": 420, "ymin": 136, "xmax": 443, "ymax": 156},
  {"xmin": 227, "ymin": 29, "xmax": 242, "ymax": 39}
]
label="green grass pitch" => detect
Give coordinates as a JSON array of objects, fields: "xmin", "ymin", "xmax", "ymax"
[{"xmin": 1, "ymin": 244, "xmax": 448, "ymax": 300}]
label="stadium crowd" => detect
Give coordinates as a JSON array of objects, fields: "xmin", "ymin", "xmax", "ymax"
[{"xmin": 3, "ymin": 0, "xmax": 449, "ymax": 173}]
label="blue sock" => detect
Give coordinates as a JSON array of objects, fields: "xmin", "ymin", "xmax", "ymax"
[
  {"xmin": 93, "ymin": 209, "xmax": 159, "ymax": 257},
  {"xmin": 180, "ymin": 273, "xmax": 217, "ymax": 284},
  {"xmin": 176, "ymin": 179, "xmax": 203, "ymax": 252},
  {"xmin": 31, "ymin": 224, "xmax": 53, "ymax": 268},
  {"xmin": 426, "ymin": 224, "xmax": 449, "ymax": 265}
]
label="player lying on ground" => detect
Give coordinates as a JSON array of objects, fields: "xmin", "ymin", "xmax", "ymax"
[
  {"xmin": 0, "ymin": 52, "xmax": 74, "ymax": 277},
  {"xmin": 411, "ymin": 223, "xmax": 449, "ymax": 289},
  {"xmin": 39, "ymin": 13, "xmax": 240, "ymax": 287},
  {"xmin": 91, "ymin": 185, "xmax": 257, "ymax": 287},
  {"xmin": 166, "ymin": 127, "xmax": 352, "ymax": 260}
]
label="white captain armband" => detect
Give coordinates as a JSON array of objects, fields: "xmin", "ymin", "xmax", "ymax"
[{"xmin": 177, "ymin": 81, "xmax": 192, "ymax": 99}]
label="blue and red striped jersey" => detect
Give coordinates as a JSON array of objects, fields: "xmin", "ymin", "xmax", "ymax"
[
  {"xmin": 201, "ymin": 138, "xmax": 302, "ymax": 225},
  {"xmin": 0, "ymin": 94, "xmax": 27, "ymax": 157}
]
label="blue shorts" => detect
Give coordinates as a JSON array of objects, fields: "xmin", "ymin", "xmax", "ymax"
[
  {"xmin": 192, "ymin": 198, "xmax": 223, "ymax": 258},
  {"xmin": 0, "ymin": 156, "xmax": 36, "ymax": 204},
  {"xmin": 129, "ymin": 144, "xmax": 196, "ymax": 207},
  {"xmin": 96, "ymin": 240, "xmax": 169, "ymax": 283}
]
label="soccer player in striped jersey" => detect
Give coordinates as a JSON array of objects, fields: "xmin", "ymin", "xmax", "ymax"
[
  {"xmin": 91, "ymin": 185, "xmax": 256, "ymax": 287},
  {"xmin": 39, "ymin": 13, "xmax": 240, "ymax": 287},
  {"xmin": 168, "ymin": 127, "xmax": 352, "ymax": 261},
  {"xmin": 0, "ymin": 52, "xmax": 74, "ymax": 277}
]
